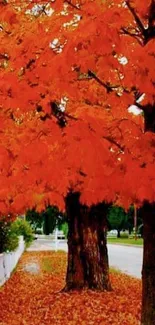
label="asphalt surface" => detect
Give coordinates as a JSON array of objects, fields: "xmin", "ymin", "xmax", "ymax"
[
  {"xmin": 108, "ymin": 244, "xmax": 143, "ymax": 279},
  {"xmin": 27, "ymin": 238, "xmax": 143, "ymax": 279}
]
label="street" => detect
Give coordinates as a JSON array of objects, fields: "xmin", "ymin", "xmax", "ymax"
[{"xmin": 108, "ymin": 244, "xmax": 143, "ymax": 278}]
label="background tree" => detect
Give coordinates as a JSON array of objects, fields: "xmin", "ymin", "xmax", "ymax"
[
  {"xmin": 127, "ymin": 206, "xmax": 143, "ymax": 236},
  {"xmin": 107, "ymin": 206, "xmax": 128, "ymax": 238},
  {"xmin": 26, "ymin": 209, "xmax": 43, "ymax": 233},
  {"xmin": 26, "ymin": 206, "xmax": 65, "ymax": 235},
  {"xmin": 43, "ymin": 206, "xmax": 64, "ymax": 235}
]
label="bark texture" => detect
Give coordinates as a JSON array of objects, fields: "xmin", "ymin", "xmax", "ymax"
[
  {"xmin": 64, "ymin": 192, "xmax": 111, "ymax": 291},
  {"xmin": 141, "ymin": 202, "xmax": 155, "ymax": 325},
  {"xmin": 144, "ymin": 106, "xmax": 155, "ymax": 133},
  {"xmin": 117, "ymin": 229, "xmax": 121, "ymax": 238}
]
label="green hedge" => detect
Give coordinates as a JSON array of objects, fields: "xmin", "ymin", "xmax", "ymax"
[
  {"xmin": 4, "ymin": 231, "xmax": 19, "ymax": 252},
  {"xmin": 59, "ymin": 222, "xmax": 68, "ymax": 238},
  {"xmin": 0, "ymin": 218, "xmax": 34, "ymax": 253},
  {"xmin": 0, "ymin": 221, "xmax": 19, "ymax": 253},
  {"xmin": 10, "ymin": 219, "xmax": 34, "ymax": 246},
  {"xmin": 120, "ymin": 232, "xmax": 129, "ymax": 239}
]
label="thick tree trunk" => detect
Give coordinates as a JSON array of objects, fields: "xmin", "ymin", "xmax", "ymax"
[
  {"xmin": 64, "ymin": 192, "xmax": 111, "ymax": 291},
  {"xmin": 141, "ymin": 202, "xmax": 155, "ymax": 325}
]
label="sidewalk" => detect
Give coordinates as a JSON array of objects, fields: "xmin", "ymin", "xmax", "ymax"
[{"xmin": 27, "ymin": 238, "xmax": 68, "ymax": 252}]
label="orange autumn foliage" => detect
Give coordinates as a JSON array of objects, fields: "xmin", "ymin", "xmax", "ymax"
[
  {"xmin": 0, "ymin": 251, "xmax": 141, "ymax": 325},
  {"xmin": 0, "ymin": 0, "xmax": 155, "ymax": 214}
]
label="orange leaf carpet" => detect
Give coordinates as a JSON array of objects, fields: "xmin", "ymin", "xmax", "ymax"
[{"xmin": 0, "ymin": 252, "xmax": 141, "ymax": 325}]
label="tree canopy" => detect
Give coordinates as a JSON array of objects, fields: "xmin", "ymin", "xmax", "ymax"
[{"xmin": 0, "ymin": 0, "xmax": 155, "ymax": 215}]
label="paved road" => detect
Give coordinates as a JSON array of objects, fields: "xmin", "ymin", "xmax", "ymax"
[
  {"xmin": 108, "ymin": 244, "xmax": 143, "ymax": 279},
  {"xmin": 27, "ymin": 239, "xmax": 143, "ymax": 279}
]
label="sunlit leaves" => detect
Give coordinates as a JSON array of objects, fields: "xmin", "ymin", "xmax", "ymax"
[{"xmin": 0, "ymin": 0, "xmax": 155, "ymax": 213}]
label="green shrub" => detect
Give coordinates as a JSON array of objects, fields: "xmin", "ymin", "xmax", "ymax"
[
  {"xmin": 59, "ymin": 222, "xmax": 68, "ymax": 238},
  {"xmin": 10, "ymin": 219, "xmax": 34, "ymax": 246},
  {"xmin": 0, "ymin": 221, "xmax": 8, "ymax": 253},
  {"xmin": 4, "ymin": 231, "xmax": 19, "ymax": 252},
  {"xmin": 0, "ymin": 220, "xmax": 19, "ymax": 253},
  {"xmin": 120, "ymin": 231, "xmax": 129, "ymax": 239}
]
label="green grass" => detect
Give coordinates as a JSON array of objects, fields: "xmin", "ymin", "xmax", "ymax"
[
  {"xmin": 110, "ymin": 266, "xmax": 122, "ymax": 274},
  {"xmin": 42, "ymin": 257, "xmax": 53, "ymax": 273},
  {"xmin": 107, "ymin": 237, "xmax": 143, "ymax": 246},
  {"xmin": 41, "ymin": 252, "xmax": 67, "ymax": 275}
]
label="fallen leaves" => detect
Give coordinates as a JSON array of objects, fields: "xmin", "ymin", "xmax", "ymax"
[{"xmin": 0, "ymin": 252, "xmax": 141, "ymax": 325}]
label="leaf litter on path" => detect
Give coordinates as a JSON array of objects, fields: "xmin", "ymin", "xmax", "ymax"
[{"xmin": 0, "ymin": 251, "xmax": 141, "ymax": 325}]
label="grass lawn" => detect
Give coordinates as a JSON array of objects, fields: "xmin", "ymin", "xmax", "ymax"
[
  {"xmin": 0, "ymin": 251, "xmax": 141, "ymax": 325},
  {"xmin": 107, "ymin": 237, "xmax": 143, "ymax": 246}
]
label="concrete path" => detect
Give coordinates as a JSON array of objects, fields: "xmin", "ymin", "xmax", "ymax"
[
  {"xmin": 27, "ymin": 238, "xmax": 143, "ymax": 279},
  {"xmin": 27, "ymin": 238, "xmax": 68, "ymax": 252}
]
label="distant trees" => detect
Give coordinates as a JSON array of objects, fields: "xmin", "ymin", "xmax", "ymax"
[
  {"xmin": 43, "ymin": 206, "xmax": 64, "ymax": 235},
  {"xmin": 107, "ymin": 206, "xmax": 128, "ymax": 238},
  {"xmin": 26, "ymin": 209, "xmax": 43, "ymax": 233},
  {"xmin": 26, "ymin": 206, "xmax": 66, "ymax": 235},
  {"xmin": 107, "ymin": 205, "xmax": 143, "ymax": 237}
]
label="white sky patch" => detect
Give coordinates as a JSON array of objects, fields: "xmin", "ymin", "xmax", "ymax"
[
  {"xmin": 25, "ymin": 4, "xmax": 54, "ymax": 17},
  {"xmin": 60, "ymin": 3, "xmax": 69, "ymax": 16},
  {"xmin": 58, "ymin": 97, "xmax": 69, "ymax": 112},
  {"xmin": 136, "ymin": 93, "xmax": 145, "ymax": 103},
  {"xmin": 63, "ymin": 14, "xmax": 81, "ymax": 28},
  {"xmin": 119, "ymin": 73, "xmax": 124, "ymax": 80},
  {"xmin": 49, "ymin": 38, "xmax": 67, "ymax": 53},
  {"xmin": 128, "ymin": 105, "xmax": 143, "ymax": 116},
  {"xmin": 122, "ymin": 1, "xmax": 127, "ymax": 8},
  {"xmin": 50, "ymin": 38, "xmax": 59, "ymax": 48},
  {"xmin": 44, "ymin": 6, "xmax": 54, "ymax": 17},
  {"xmin": 118, "ymin": 56, "xmax": 128, "ymax": 65},
  {"xmin": 116, "ymin": 87, "xmax": 124, "ymax": 97}
]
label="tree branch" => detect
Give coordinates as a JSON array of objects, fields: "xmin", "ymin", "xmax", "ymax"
[
  {"xmin": 124, "ymin": 1, "xmax": 155, "ymax": 45},
  {"xmin": 102, "ymin": 135, "xmax": 125, "ymax": 152},
  {"xmin": 126, "ymin": 0, "xmax": 146, "ymax": 36},
  {"xmin": 64, "ymin": 0, "xmax": 81, "ymax": 11},
  {"xmin": 88, "ymin": 70, "xmax": 119, "ymax": 93},
  {"xmin": 0, "ymin": 0, "xmax": 8, "ymax": 5},
  {"xmin": 148, "ymin": 0, "xmax": 155, "ymax": 28},
  {"xmin": 120, "ymin": 27, "xmax": 143, "ymax": 46}
]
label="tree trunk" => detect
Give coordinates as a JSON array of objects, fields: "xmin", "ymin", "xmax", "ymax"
[
  {"xmin": 144, "ymin": 106, "xmax": 155, "ymax": 133},
  {"xmin": 64, "ymin": 192, "xmax": 112, "ymax": 291},
  {"xmin": 128, "ymin": 228, "xmax": 132, "ymax": 235},
  {"xmin": 117, "ymin": 229, "xmax": 121, "ymax": 238},
  {"xmin": 141, "ymin": 202, "xmax": 155, "ymax": 325}
]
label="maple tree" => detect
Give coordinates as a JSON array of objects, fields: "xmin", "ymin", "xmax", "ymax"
[
  {"xmin": 0, "ymin": 0, "xmax": 121, "ymax": 294},
  {"xmin": 0, "ymin": 0, "xmax": 155, "ymax": 323}
]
